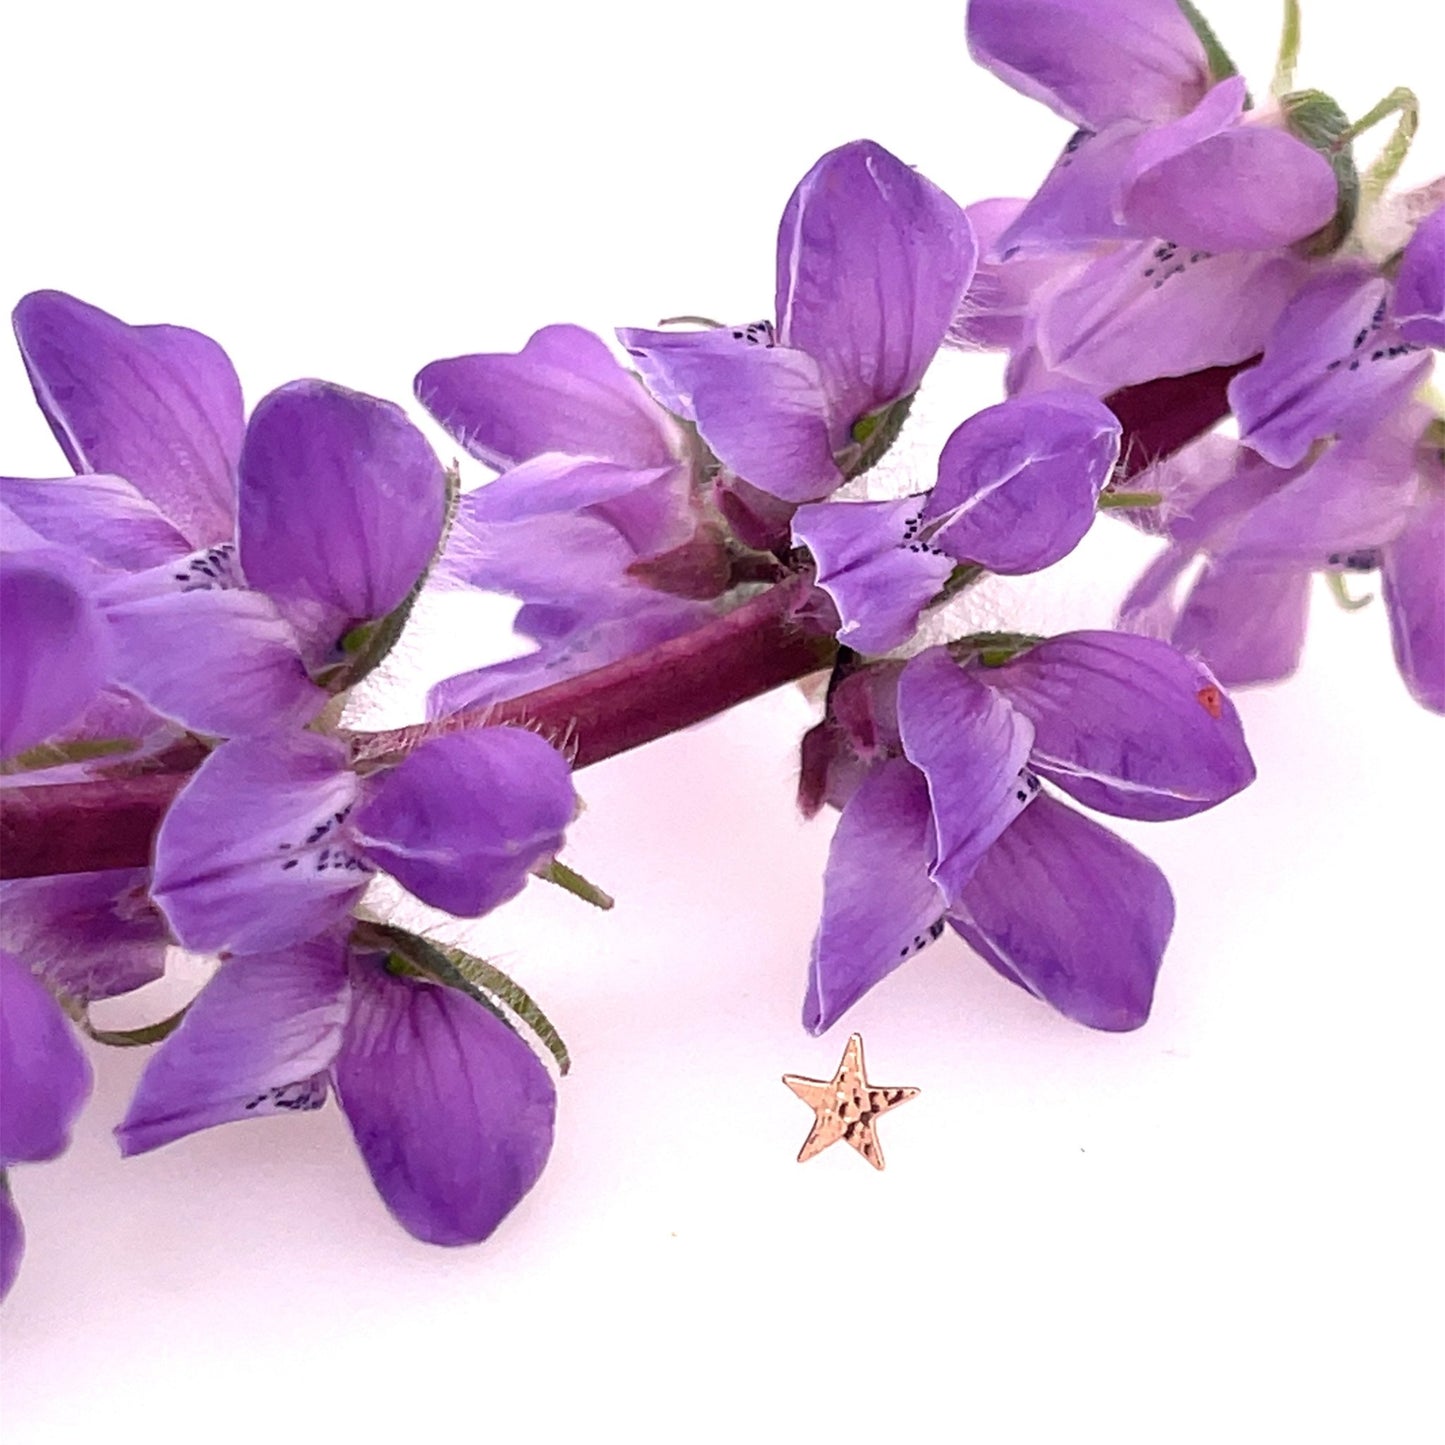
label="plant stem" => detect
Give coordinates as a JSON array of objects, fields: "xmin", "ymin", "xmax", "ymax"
[{"xmin": 0, "ymin": 577, "xmax": 835, "ymax": 879}]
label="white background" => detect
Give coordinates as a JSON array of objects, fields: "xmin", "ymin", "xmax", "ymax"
[{"xmin": 2, "ymin": 2, "xmax": 1441, "ymax": 1440}]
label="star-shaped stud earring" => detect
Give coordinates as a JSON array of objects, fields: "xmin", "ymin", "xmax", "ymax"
[{"xmin": 782, "ymin": 1032, "xmax": 919, "ymax": 1170}]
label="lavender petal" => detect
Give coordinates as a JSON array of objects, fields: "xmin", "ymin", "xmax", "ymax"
[
  {"xmin": 803, "ymin": 758, "xmax": 945, "ymax": 1035},
  {"xmin": 775, "ymin": 139, "xmax": 976, "ymax": 433},
  {"xmin": 896, "ymin": 648, "xmax": 1037, "ymax": 902},
  {"xmin": 151, "ymin": 734, "xmax": 365, "ymax": 956},
  {"xmin": 334, "ymin": 953, "xmax": 556, "ymax": 1245},
  {"xmin": 12, "ymin": 290, "xmax": 241, "ymax": 546},
  {"xmin": 926, "ymin": 391, "xmax": 1120, "ymax": 573},
  {"xmin": 416, "ymin": 323, "xmax": 680, "ymax": 472},
  {"xmin": 354, "ymin": 730, "xmax": 575, "ymax": 918},
  {"xmin": 948, "ymin": 793, "xmax": 1174, "ymax": 1030},
  {"xmin": 115, "ymin": 937, "xmax": 349, "ymax": 1156},
  {"xmin": 985, "ymin": 630, "xmax": 1255, "ymax": 820},
  {"xmin": 0, "ymin": 949, "xmax": 92, "ymax": 1166},
  {"xmin": 238, "ymin": 381, "xmax": 448, "ymax": 653}
]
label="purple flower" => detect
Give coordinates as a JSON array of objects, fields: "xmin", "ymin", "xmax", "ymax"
[
  {"xmin": 124, "ymin": 722, "xmax": 576, "ymax": 1245},
  {"xmin": 151, "ymin": 728, "xmax": 577, "ymax": 957},
  {"xmin": 967, "ymin": 0, "xmax": 1213, "ymax": 131},
  {"xmin": 801, "ymin": 632, "xmax": 1255, "ymax": 1033},
  {"xmin": 994, "ymin": 78, "xmax": 1336, "ymax": 262},
  {"xmin": 1, "ymin": 947, "xmax": 93, "ymax": 1300},
  {"xmin": 415, "ymin": 323, "xmax": 724, "ymax": 712},
  {"xmin": 793, "ymin": 391, "xmax": 1122, "ymax": 653},
  {"xmin": 0, "ymin": 550, "xmax": 111, "ymax": 761},
  {"xmin": 116, "ymin": 934, "xmax": 555, "ymax": 1246},
  {"xmin": 1120, "ymin": 403, "xmax": 1445, "ymax": 710},
  {"xmin": 7, "ymin": 292, "xmax": 449, "ymax": 737},
  {"xmin": 1229, "ymin": 263, "xmax": 1433, "ymax": 468},
  {"xmin": 618, "ymin": 140, "xmax": 977, "ymax": 503},
  {"xmin": 1393, "ymin": 204, "xmax": 1445, "ymax": 348}
]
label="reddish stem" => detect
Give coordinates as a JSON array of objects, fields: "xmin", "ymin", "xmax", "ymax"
[
  {"xmin": 1, "ymin": 579, "xmax": 835, "ymax": 880},
  {"xmin": 1, "ymin": 368, "xmax": 1252, "ymax": 882},
  {"xmin": 1104, "ymin": 361, "xmax": 1252, "ymax": 485}
]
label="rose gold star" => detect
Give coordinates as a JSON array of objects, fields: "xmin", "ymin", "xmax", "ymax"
[{"xmin": 782, "ymin": 1032, "xmax": 919, "ymax": 1170}]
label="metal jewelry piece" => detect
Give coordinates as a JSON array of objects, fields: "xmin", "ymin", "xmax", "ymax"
[{"xmin": 782, "ymin": 1032, "xmax": 919, "ymax": 1170}]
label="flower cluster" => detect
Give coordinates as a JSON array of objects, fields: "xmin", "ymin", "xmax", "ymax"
[{"xmin": 1, "ymin": 0, "xmax": 1440, "ymax": 1304}]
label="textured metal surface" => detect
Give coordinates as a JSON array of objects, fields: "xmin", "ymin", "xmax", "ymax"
[{"xmin": 782, "ymin": 1032, "xmax": 919, "ymax": 1170}]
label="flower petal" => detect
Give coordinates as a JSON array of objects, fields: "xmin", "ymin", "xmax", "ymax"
[
  {"xmin": 792, "ymin": 497, "xmax": 954, "ymax": 655},
  {"xmin": 926, "ymin": 391, "xmax": 1120, "ymax": 573},
  {"xmin": 803, "ymin": 758, "xmax": 945, "ymax": 1035},
  {"xmin": 985, "ymin": 630, "xmax": 1255, "ymax": 820},
  {"xmin": 151, "ymin": 734, "xmax": 366, "ymax": 955},
  {"xmin": 994, "ymin": 124, "xmax": 1141, "ymax": 257},
  {"xmin": 461, "ymin": 453, "xmax": 690, "ymax": 559},
  {"xmin": 238, "ymin": 381, "xmax": 448, "ymax": 650},
  {"xmin": 0, "ymin": 474, "xmax": 190, "ymax": 571},
  {"xmin": 0, "ymin": 949, "xmax": 92, "ymax": 1166},
  {"xmin": 115, "ymin": 937, "xmax": 349, "ymax": 1156},
  {"xmin": 427, "ymin": 595, "xmax": 712, "ymax": 716},
  {"xmin": 1118, "ymin": 79, "xmax": 1337, "ymax": 251},
  {"xmin": 896, "ymin": 649, "xmax": 1037, "ymax": 901},
  {"xmin": 334, "ymin": 954, "xmax": 556, "ymax": 1245},
  {"xmin": 1393, "ymin": 204, "xmax": 1445, "ymax": 349},
  {"xmin": 1229, "ymin": 266, "xmax": 1432, "ymax": 468},
  {"xmin": 1381, "ymin": 477, "xmax": 1445, "ymax": 714},
  {"xmin": 617, "ymin": 328, "xmax": 841, "ymax": 501},
  {"xmin": 415, "ymin": 324, "xmax": 680, "ymax": 472},
  {"xmin": 0, "ymin": 1181, "xmax": 22, "ymax": 1303},
  {"xmin": 965, "ymin": 0, "xmax": 1210, "ymax": 129},
  {"xmin": 12, "ymin": 290, "xmax": 241, "ymax": 546},
  {"xmin": 0, "ymin": 552, "xmax": 110, "ymax": 761},
  {"xmin": 1217, "ymin": 404, "xmax": 1424, "ymax": 566},
  {"xmin": 775, "ymin": 140, "xmax": 976, "ymax": 432},
  {"xmin": 0, "ymin": 870, "xmax": 167, "ymax": 1003},
  {"xmin": 438, "ymin": 505, "xmax": 639, "ymax": 603},
  {"xmin": 354, "ymin": 729, "xmax": 575, "ymax": 918},
  {"xmin": 1172, "ymin": 559, "xmax": 1312, "ymax": 687},
  {"xmin": 948, "ymin": 793, "xmax": 1174, "ymax": 1030},
  {"xmin": 952, "ymin": 198, "xmax": 1088, "ymax": 347},
  {"xmin": 1038, "ymin": 241, "xmax": 1309, "ymax": 392},
  {"xmin": 104, "ymin": 587, "xmax": 326, "ymax": 737}
]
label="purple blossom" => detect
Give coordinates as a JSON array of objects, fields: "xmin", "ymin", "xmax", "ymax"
[
  {"xmin": 151, "ymin": 728, "xmax": 577, "ymax": 957},
  {"xmin": 966, "ymin": 0, "xmax": 1213, "ymax": 131},
  {"xmin": 801, "ymin": 633, "xmax": 1254, "ymax": 1033},
  {"xmin": 1393, "ymin": 204, "xmax": 1445, "ymax": 348},
  {"xmin": 993, "ymin": 78, "xmax": 1335, "ymax": 262},
  {"xmin": 0, "ymin": 550, "xmax": 111, "ymax": 760},
  {"xmin": 1120, "ymin": 404, "xmax": 1445, "ymax": 710},
  {"xmin": 0, "ymin": 947, "xmax": 93, "ymax": 1300},
  {"xmin": 7, "ymin": 292, "xmax": 449, "ymax": 739},
  {"xmin": 618, "ymin": 140, "xmax": 977, "ymax": 503},
  {"xmin": 116, "ymin": 935, "xmax": 555, "ymax": 1246},
  {"xmin": 793, "ymin": 391, "xmax": 1121, "ymax": 653},
  {"xmin": 416, "ymin": 324, "xmax": 724, "ymax": 713},
  {"xmin": 1229, "ymin": 264, "xmax": 1433, "ymax": 468}
]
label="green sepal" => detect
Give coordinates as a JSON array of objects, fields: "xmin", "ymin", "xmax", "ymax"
[
  {"xmin": 1098, "ymin": 490, "xmax": 1163, "ymax": 510},
  {"xmin": 947, "ymin": 630, "xmax": 1046, "ymax": 667},
  {"xmin": 1270, "ymin": 0, "xmax": 1302, "ymax": 98},
  {"xmin": 1278, "ymin": 89, "xmax": 1359, "ymax": 256},
  {"xmin": 0, "ymin": 737, "xmax": 139, "ymax": 775},
  {"xmin": 84, "ymin": 1004, "xmax": 191, "ymax": 1048},
  {"xmin": 1326, "ymin": 571, "xmax": 1374, "ymax": 612},
  {"xmin": 1174, "ymin": 0, "xmax": 1243, "ymax": 90},
  {"xmin": 928, "ymin": 562, "xmax": 987, "ymax": 611},
  {"xmin": 313, "ymin": 462, "xmax": 463, "ymax": 694},
  {"xmin": 845, "ymin": 392, "xmax": 916, "ymax": 480},
  {"xmin": 539, "ymin": 859, "xmax": 614, "ymax": 911},
  {"xmin": 361, "ymin": 922, "xmax": 571, "ymax": 1076}
]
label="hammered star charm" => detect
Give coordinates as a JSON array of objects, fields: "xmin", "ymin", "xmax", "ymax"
[{"xmin": 782, "ymin": 1032, "xmax": 919, "ymax": 1170}]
